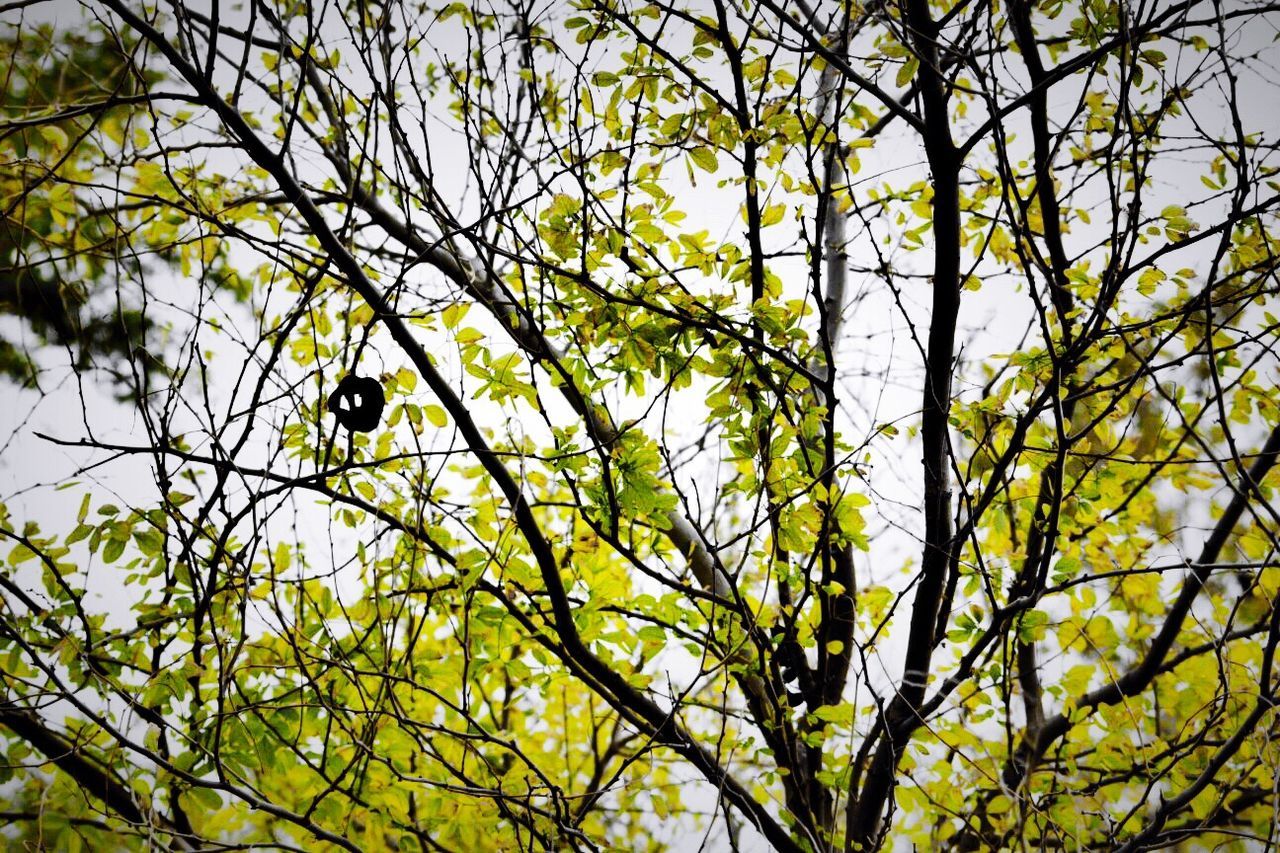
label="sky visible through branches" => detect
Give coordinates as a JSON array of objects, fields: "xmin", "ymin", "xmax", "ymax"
[{"xmin": 1, "ymin": 0, "xmax": 1280, "ymax": 850}]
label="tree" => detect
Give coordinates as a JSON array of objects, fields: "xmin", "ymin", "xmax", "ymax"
[
  {"xmin": 1, "ymin": 0, "xmax": 1278, "ymax": 849},
  {"xmin": 0, "ymin": 23, "xmax": 198, "ymax": 390}
]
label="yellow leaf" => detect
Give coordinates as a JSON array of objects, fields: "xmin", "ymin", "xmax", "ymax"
[
  {"xmin": 760, "ymin": 202, "xmax": 786, "ymax": 227},
  {"xmin": 441, "ymin": 302, "xmax": 469, "ymax": 329}
]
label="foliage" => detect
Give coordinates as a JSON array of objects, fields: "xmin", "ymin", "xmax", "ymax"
[
  {"xmin": 0, "ymin": 24, "xmax": 178, "ymax": 389},
  {"xmin": 1, "ymin": 0, "xmax": 1279, "ymax": 850}
]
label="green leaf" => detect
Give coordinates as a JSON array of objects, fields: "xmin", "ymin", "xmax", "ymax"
[
  {"xmin": 689, "ymin": 147, "xmax": 719, "ymax": 173},
  {"xmin": 1017, "ymin": 609, "xmax": 1050, "ymax": 642},
  {"xmin": 425, "ymin": 404, "xmax": 448, "ymax": 428},
  {"xmin": 101, "ymin": 538, "xmax": 126, "ymax": 564},
  {"xmin": 896, "ymin": 56, "xmax": 919, "ymax": 87}
]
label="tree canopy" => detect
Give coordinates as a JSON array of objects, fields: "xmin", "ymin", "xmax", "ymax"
[{"xmin": 1, "ymin": 0, "xmax": 1279, "ymax": 850}]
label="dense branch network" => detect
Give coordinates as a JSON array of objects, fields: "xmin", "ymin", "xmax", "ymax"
[{"xmin": 0, "ymin": 0, "xmax": 1277, "ymax": 851}]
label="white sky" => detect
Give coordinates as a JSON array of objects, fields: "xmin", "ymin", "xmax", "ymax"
[{"xmin": 2, "ymin": 1, "xmax": 1280, "ymax": 849}]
